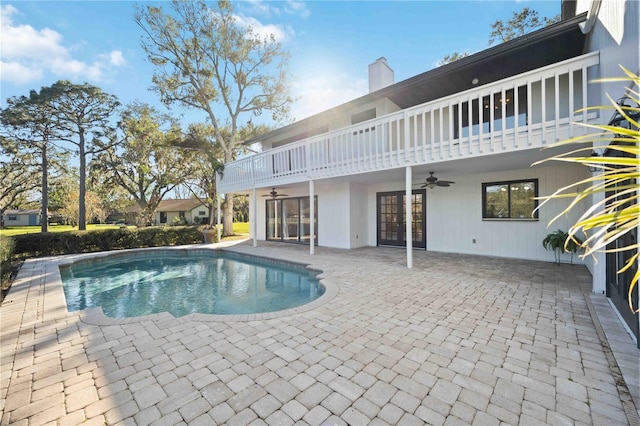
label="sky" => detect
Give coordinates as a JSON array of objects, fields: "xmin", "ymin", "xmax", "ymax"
[{"xmin": 0, "ymin": 0, "xmax": 561, "ymax": 127}]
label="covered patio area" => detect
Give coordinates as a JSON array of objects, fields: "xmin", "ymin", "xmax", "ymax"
[{"xmin": 1, "ymin": 241, "xmax": 638, "ymax": 425}]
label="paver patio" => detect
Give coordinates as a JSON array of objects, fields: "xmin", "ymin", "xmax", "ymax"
[{"xmin": 1, "ymin": 241, "xmax": 638, "ymax": 425}]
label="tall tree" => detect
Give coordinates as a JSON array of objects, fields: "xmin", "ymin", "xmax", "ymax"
[
  {"xmin": 58, "ymin": 189, "xmax": 104, "ymax": 226},
  {"xmin": 0, "ymin": 137, "xmax": 41, "ymax": 228},
  {"xmin": 48, "ymin": 169, "xmax": 79, "ymax": 223},
  {"xmin": 89, "ymin": 164, "xmax": 132, "ymax": 224},
  {"xmin": 440, "ymin": 7, "xmax": 561, "ymax": 65},
  {"xmin": 1, "ymin": 90, "xmax": 67, "ymax": 232},
  {"xmin": 135, "ymin": 0, "xmax": 292, "ymax": 236},
  {"xmin": 438, "ymin": 52, "xmax": 470, "ymax": 66},
  {"xmin": 92, "ymin": 103, "xmax": 195, "ymax": 226},
  {"xmin": 489, "ymin": 7, "xmax": 560, "ymax": 45},
  {"xmin": 177, "ymin": 123, "xmax": 224, "ymax": 226},
  {"xmin": 44, "ymin": 81, "xmax": 120, "ymax": 231},
  {"xmin": 175, "ymin": 122, "xmax": 269, "ymax": 226}
]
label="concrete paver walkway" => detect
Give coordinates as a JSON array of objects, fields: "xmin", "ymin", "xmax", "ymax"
[{"xmin": 1, "ymin": 241, "xmax": 638, "ymax": 425}]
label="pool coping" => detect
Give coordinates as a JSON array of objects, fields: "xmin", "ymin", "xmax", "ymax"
[{"xmin": 48, "ymin": 243, "xmax": 338, "ymax": 325}]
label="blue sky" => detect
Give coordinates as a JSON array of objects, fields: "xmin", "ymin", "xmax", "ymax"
[{"xmin": 1, "ymin": 0, "xmax": 560, "ymax": 126}]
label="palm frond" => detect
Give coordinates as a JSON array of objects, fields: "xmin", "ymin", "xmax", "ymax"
[{"xmin": 534, "ymin": 67, "xmax": 639, "ymax": 313}]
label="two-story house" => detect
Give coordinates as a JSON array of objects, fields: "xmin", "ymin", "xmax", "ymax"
[{"xmin": 218, "ymin": 0, "xmax": 639, "ymax": 344}]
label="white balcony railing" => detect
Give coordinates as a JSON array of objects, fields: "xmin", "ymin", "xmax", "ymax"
[{"xmin": 219, "ymin": 52, "xmax": 600, "ymax": 193}]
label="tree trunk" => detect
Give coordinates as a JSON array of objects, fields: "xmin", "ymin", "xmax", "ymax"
[
  {"xmin": 221, "ymin": 151, "xmax": 234, "ymax": 236},
  {"xmin": 222, "ymin": 197, "xmax": 234, "ymax": 236},
  {"xmin": 138, "ymin": 207, "xmax": 154, "ymax": 227},
  {"xmin": 41, "ymin": 146, "xmax": 49, "ymax": 233}
]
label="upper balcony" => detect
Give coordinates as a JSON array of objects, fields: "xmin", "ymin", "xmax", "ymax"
[{"xmin": 219, "ymin": 52, "xmax": 600, "ymax": 193}]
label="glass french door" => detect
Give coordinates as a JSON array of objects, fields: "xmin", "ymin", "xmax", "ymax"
[
  {"xmin": 266, "ymin": 197, "xmax": 318, "ymax": 244},
  {"xmin": 377, "ymin": 190, "xmax": 426, "ymax": 248}
]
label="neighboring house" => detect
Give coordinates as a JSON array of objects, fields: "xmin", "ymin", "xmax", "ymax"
[
  {"xmin": 154, "ymin": 199, "xmax": 209, "ymax": 225},
  {"xmin": 125, "ymin": 199, "xmax": 210, "ymax": 225},
  {"xmin": 3, "ymin": 209, "xmax": 41, "ymax": 227},
  {"xmin": 218, "ymin": 0, "xmax": 639, "ymax": 345}
]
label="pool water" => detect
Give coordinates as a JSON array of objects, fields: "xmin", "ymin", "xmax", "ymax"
[{"xmin": 60, "ymin": 251, "xmax": 324, "ymax": 318}]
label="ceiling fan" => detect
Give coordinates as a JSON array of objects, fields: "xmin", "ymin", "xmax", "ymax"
[
  {"xmin": 418, "ymin": 172, "xmax": 455, "ymax": 189},
  {"xmin": 262, "ymin": 188, "xmax": 289, "ymax": 199}
]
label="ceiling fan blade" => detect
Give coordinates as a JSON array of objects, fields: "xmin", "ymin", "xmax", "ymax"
[{"xmin": 436, "ymin": 182, "xmax": 450, "ymax": 187}]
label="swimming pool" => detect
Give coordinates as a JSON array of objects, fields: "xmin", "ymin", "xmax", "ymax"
[{"xmin": 59, "ymin": 250, "xmax": 324, "ymax": 318}]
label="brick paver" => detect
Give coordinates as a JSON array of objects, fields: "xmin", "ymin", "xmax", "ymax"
[{"xmin": 1, "ymin": 241, "xmax": 638, "ymax": 425}]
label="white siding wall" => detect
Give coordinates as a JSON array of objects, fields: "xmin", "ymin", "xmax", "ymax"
[
  {"xmin": 424, "ymin": 164, "xmax": 589, "ymax": 263},
  {"xmin": 317, "ymin": 182, "xmax": 351, "ymax": 248},
  {"xmin": 349, "ymin": 183, "xmax": 369, "ymax": 248},
  {"xmin": 579, "ymin": 0, "xmax": 639, "ymax": 110},
  {"xmin": 353, "ymin": 164, "xmax": 590, "ymax": 263}
]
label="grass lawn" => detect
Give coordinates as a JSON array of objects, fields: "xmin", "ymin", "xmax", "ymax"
[
  {"xmin": 232, "ymin": 222, "xmax": 249, "ymax": 235},
  {"xmin": 0, "ymin": 222, "xmax": 250, "ymax": 237},
  {"xmin": 0, "ymin": 224, "xmax": 130, "ymax": 237}
]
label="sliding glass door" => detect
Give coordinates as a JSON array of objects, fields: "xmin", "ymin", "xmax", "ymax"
[{"xmin": 266, "ymin": 196, "xmax": 317, "ymax": 244}]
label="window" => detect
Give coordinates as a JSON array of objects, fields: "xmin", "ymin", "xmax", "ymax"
[
  {"xmin": 453, "ymin": 87, "xmax": 528, "ymax": 139},
  {"xmin": 8, "ymin": 215, "xmax": 17, "ymax": 221},
  {"xmin": 179, "ymin": 211, "xmax": 186, "ymax": 219},
  {"xmin": 483, "ymin": 179, "xmax": 538, "ymax": 219},
  {"xmin": 198, "ymin": 211, "xmax": 206, "ymax": 216}
]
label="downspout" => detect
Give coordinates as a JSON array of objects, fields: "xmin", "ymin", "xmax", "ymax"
[
  {"xmin": 578, "ymin": 0, "xmax": 602, "ymax": 293},
  {"xmin": 252, "ymin": 188, "xmax": 258, "ymax": 247},
  {"xmin": 217, "ymin": 195, "xmax": 221, "ymax": 243},
  {"xmin": 309, "ymin": 180, "xmax": 315, "ymax": 255},
  {"xmin": 405, "ymin": 166, "xmax": 413, "ymax": 269}
]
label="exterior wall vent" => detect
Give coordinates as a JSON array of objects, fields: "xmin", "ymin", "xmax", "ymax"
[{"xmin": 368, "ymin": 57, "xmax": 394, "ymax": 93}]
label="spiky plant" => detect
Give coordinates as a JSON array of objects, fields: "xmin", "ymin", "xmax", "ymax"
[
  {"xmin": 542, "ymin": 229, "xmax": 583, "ymax": 265},
  {"xmin": 534, "ymin": 66, "xmax": 639, "ymax": 313}
]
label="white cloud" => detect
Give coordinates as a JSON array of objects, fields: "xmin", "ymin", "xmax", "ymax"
[
  {"xmin": 291, "ymin": 73, "xmax": 368, "ymax": 120},
  {"xmin": 245, "ymin": 0, "xmax": 279, "ymax": 17},
  {"xmin": 101, "ymin": 50, "xmax": 126, "ymax": 67},
  {"xmin": 234, "ymin": 14, "xmax": 293, "ymax": 43},
  {"xmin": 284, "ymin": 1, "xmax": 310, "ymax": 18},
  {"xmin": 0, "ymin": 61, "xmax": 43, "ymax": 84},
  {"xmin": 0, "ymin": 4, "xmax": 126, "ymax": 85},
  {"xmin": 244, "ymin": 0, "xmax": 308, "ymax": 19}
]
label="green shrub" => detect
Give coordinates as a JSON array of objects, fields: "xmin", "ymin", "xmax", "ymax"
[
  {"xmin": 12, "ymin": 226, "xmax": 206, "ymax": 258},
  {"xmin": 1, "ymin": 236, "xmax": 16, "ymax": 284}
]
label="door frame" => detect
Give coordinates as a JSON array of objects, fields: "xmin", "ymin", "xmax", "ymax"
[
  {"xmin": 265, "ymin": 196, "xmax": 318, "ymax": 245},
  {"xmin": 376, "ymin": 189, "xmax": 426, "ymax": 249}
]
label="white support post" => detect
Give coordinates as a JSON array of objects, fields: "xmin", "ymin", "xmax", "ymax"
[
  {"xmin": 252, "ymin": 188, "xmax": 258, "ymax": 247},
  {"xmin": 309, "ymin": 180, "xmax": 315, "ymax": 255},
  {"xmin": 216, "ymin": 194, "xmax": 221, "ymax": 243},
  {"xmin": 405, "ymin": 166, "xmax": 413, "ymax": 269}
]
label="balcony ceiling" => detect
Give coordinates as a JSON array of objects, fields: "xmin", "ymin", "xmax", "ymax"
[{"xmin": 247, "ymin": 13, "xmax": 588, "ymax": 147}]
